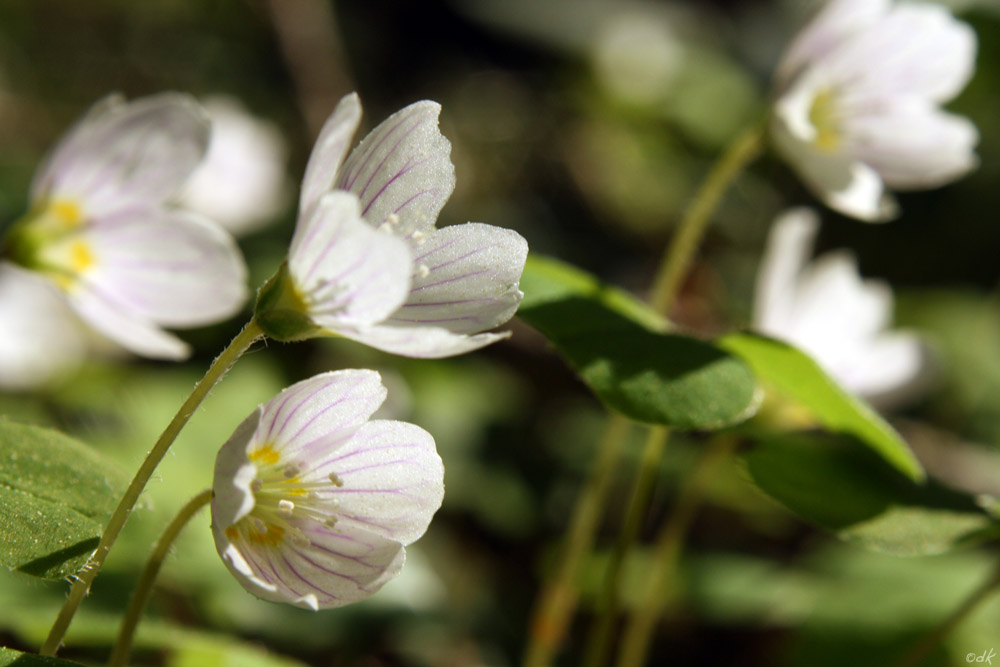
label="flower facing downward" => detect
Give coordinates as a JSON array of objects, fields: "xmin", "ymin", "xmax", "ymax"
[
  {"xmin": 1, "ymin": 93, "xmax": 248, "ymax": 360},
  {"xmin": 211, "ymin": 370, "xmax": 444, "ymax": 609},
  {"xmin": 772, "ymin": 0, "xmax": 978, "ymax": 221},
  {"xmin": 254, "ymin": 93, "xmax": 528, "ymax": 358},
  {"xmin": 753, "ymin": 208, "xmax": 927, "ymax": 407}
]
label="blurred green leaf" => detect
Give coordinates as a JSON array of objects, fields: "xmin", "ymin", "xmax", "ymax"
[
  {"xmin": 0, "ymin": 648, "xmax": 84, "ymax": 666},
  {"xmin": 745, "ymin": 432, "xmax": 998, "ymax": 555},
  {"xmin": 518, "ymin": 255, "xmax": 760, "ymax": 429},
  {"xmin": 721, "ymin": 333, "xmax": 924, "ymax": 481},
  {"xmin": 0, "ymin": 420, "xmax": 126, "ymax": 579}
]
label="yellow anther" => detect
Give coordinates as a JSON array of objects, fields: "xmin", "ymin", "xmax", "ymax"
[
  {"xmin": 50, "ymin": 199, "xmax": 84, "ymax": 228},
  {"xmin": 69, "ymin": 241, "xmax": 95, "ymax": 272},
  {"xmin": 808, "ymin": 88, "xmax": 842, "ymax": 152},
  {"xmin": 249, "ymin": 444, "xmax": 281, "ymax": 465}
]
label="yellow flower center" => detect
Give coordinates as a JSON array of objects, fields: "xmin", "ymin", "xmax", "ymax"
[{"xmin": 808, "ymin": 88, "xmax": 842, "ymax": 152}]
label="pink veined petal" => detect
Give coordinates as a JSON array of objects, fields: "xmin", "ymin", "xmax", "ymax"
[
  {"xmin": 391, "ymin": 223, "xmax": 527, "ymax": 334},
  {"xmin": 80, "ymin": 208, "xmax": 248, "ymax": 328},
  {"xmin": 212, "ymin": 408, "xmax": 264, "ymax": 529},
  {"xmin": 753, "ymin": 208, "xmax": 819, "ymax": 335},
  {"xmin": 32, "ymin": 93, "xmax": 210, "ymax": 217},
  {"xmin": 289, "ymin": 191, "xmax": 412, "ymax": 329},
  {"xmin": 845, "ymin": 101, "xmax": 979, "ymax": 189},
  {"xmin": 308, "ymin": 420, "xmax": 444, "ymax": 545},
  {"xmin": 337, "ymin": 321, "xmax": 512, "ymax": 359},
  {"xmin": 299, "ymin": 93, "xmax": 362, "ymax": 217},
  {"xmin": 255, "ymin": 370, "xmax": 388, "ymax": 455},
  {"xmin": 776, "ymin": 0, "xmax": 890, "ymax": 89},
  {"xmin": 335, "ymin": 100, "xmax": 456, "ymax": 237}
]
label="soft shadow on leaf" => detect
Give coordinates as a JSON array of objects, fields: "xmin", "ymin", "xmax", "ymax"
[{"xmin": 0, "ymin": 647, "xmax": 85, "ymax": 666}]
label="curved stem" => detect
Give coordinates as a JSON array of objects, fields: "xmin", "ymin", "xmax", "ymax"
[
  {"xmin": 584, "ymin": 427, "xmax": 669, "ymax": 667},
  {"xmin": 897, "ymin": 561, "xmax": 1000, "ymax": 667},
  {"xmin": 524, "ymin": 413, "xmax": 632, "ymax": 667},
  {"xmin": 108, "ymin": 489, "xmax": 213, "ymax": 667},
  {"xmin": 647, "ymin": 123, "xmax": 765, "ymax": 316},
  {"xmin": 41, "ymin": 320, "xmax": 263, "ymax": 656},
  {"xmin": 616, "ymin": 435, "xmax": 738, "ymax": 667}
]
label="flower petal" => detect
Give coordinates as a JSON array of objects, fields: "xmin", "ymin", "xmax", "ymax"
[
  {"xmin": 32, "ymin": 93, "xmax": 210, "ymax": 217},
  {"xmin": 289, "ymin": 191, "xmax": 412, "ymax": 328},
  {"xmin": 840, "ymin": 332, "xmax": 927, "ymax": 405},
  {"xmin": 392, "ymin": 223, "xmax": 527, "ymax": 334},
  {"xmin": 335, "ymin": 101, "xmax": 455, "ymax": 237},
  {"xmin": 338, "ymin": 322, "xmax": 512, "ymax": 359},
  {"xmin": 299, "ymin": 93, "xmax": 362, "ymax": 217},
  {"xmin": 753, "ymin": 208, "xmax": 819, "ymax": 334},
  {"xmin": 212, "ymin": 407, "xmax": 265, "ymax": 529},
  {"xmin": 80, "ymin": 208, "xmax": 248, "ymax": 328},
  {"xmin": 255, "ymin": 370, "xmax": 388, "ymax": 456},
  {"xmin": 309, "ymin": 420, "xmax": 444, "ymax": 545}
]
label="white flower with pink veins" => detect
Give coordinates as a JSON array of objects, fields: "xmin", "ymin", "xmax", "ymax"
[
  {"xmin": 211, "ymin": 370, "xmax": 444, "ymax": 609},
  {"xmin": 772, "ymin": 0, "xmax": 978, "ymax": 221}
]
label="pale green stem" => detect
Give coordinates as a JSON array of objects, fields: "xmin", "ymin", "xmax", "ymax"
[
  {"xmin": 584, "ymin": 427, "xmax": 669, "ymax": 667},
  {"xmin": 896, "ymin": 561, "xmax": 1000, "ymax": 667},
  {"xmin": 108, "ymin": 489, "xmax": 213, "ymax": 667},
  {"xmin": 524, "ymin": 413, "xmax": 632, "ymax": 667},
  {"xmin": 616, "ymin": 435, "xmax": 738, "ymax": 667},
  {"xmin": 647, "ymin": 123, "xmax": 765, "ymax": 316},
  {"xmin": 41, "ymin": 320, "xmax": 264, "ymax": 656}
]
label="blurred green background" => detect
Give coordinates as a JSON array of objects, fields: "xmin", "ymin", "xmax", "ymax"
[{"xmin": 0, "ymin": 1, "xmax": 999, "ymax": 665}]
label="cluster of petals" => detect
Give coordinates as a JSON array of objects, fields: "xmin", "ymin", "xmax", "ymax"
[
  {"xmin": 211, "ymin": 370, "xmax": 444, "ymax": 610},
  {"xmin": 1, "ymin": 93, "xmax": 247, "ymax": 361},
  {"xmin": 753, "ymin": 208, "xmax": 927, "ymax": 407},
  {"xmin": 265, "ymin": 92, "xmax": 528, "ymax": 358},
  {"xmin": 772, "ymin": 0, "xmax": 978, "ymax": 221}
]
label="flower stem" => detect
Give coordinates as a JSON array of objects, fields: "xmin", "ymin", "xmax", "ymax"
[
  {"xmin": 524, "ymin": 413, "xmax": 632, "ymax": 667},
  {"xmin": 40, "ymin": 320, "xmax": 263, "ymax": 657},
  {"xmin": 616, "ymin": 435, "xmax": 738, "ymax": 667},
  {"xmin": 584, "ymin": 427, "xmax": 670, "ymax": 667},
  {"xmin": 108, "ymin": 489, "xmax": 213, "ymax": 667},
  {"xmin": 647, "ymin": 123, "xmax": 765, "ymax": 316},
  {"xmin": 896, "ymin": 561, "xmax": 1000, "ymax": 667}
]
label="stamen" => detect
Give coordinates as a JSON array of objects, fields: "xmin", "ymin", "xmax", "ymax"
[
  {"xmin": 416, "ymin": 263, "xmax": 430, "ymax": 279},
  {"xmin": 278, "ymin": 499, "xmax": 295, "ymax": 516},
  {"xmin": 328, "ymin": 472, "xmax": 344, "ymax": 487},
  {"xmin": 251, "ymin": 478, "xmax": 263, "ymax": 493},
  {"xmin": 284, "ymin": 463, "xmax": 302, "ymax": 478}
]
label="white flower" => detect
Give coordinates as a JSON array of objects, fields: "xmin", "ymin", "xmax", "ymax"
[
  {"xmin": 255, "ymin": 93, "xmax": 528, "ymax": 358},
  {"xmin": 753, "ymin": 208, "xmax": 927, "ymax": 406},
  {"xmin": 177, "ymin": 96, "xmax": 290, "ymax": 236},
  {"xmin": 210, "ymin": 370, "xmax": 444, "ymax": 610},
  {"xmin": 1, "ymin": 93, "xmax": 248, "ymax": 360},
  {"xmin": 772, "ymin": 0, "xmax": 978, "ymax": 222}
]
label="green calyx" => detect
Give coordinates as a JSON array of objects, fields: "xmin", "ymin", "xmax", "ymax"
[{"xmin": 253, "ymin": 262, "xmax": 323, "ymax": 342}]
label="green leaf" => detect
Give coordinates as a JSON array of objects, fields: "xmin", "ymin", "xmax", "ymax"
[
  {"xmin": 0, "ymin": 647, "xmax": 84, "ymax": 666},
  {"xmin": 745, "ymin": 432, "xmax": 997, "ymax": 555},
  {"xmin": 518, "ymin": 255, "xmax": 760, "ymax": 429},
  {"xmin": 720, "ymin": 332, "xmax": 924, "ymax": 481},
  {"xmin": 0, "ymin": 420, "xmax": 127, "ymax": 579}
]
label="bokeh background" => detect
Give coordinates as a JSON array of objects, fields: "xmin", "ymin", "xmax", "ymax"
[{"xmin": 1, "ymin": 1, "xmax": 999, "ymax": 665}]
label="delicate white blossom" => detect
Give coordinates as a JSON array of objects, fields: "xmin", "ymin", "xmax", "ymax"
[
  {"xmin": 1, "ymin": 93, "xmax": 248, "ymax": 360},
  {"xmin": 772, "ymin": 0, "xmax": 978, "ymax": 221},
  {"xmin": 754, "ymin": 208, "xmax": 927, "ymax": 406},
  {"xmin": 178, "ymin": 96, "xmax": 290, "ymax": 236},
  {"xmin": 255, "ymin": 93, "xmax": 528, "ymax": 358},
  {"xmin": 210, "ymin": 370, "xmax": 444, "ymax": 610}
]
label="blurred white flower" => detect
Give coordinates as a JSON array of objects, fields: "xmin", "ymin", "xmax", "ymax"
[
  {"xmin": 255, "ymin": 93, "xmax": 528, "ymax": 358},
  {"xmin": 211, "ymin": 370, "xmax": 444, "ymax": 610},
  {"xmin": 1, "ymin": 93, "xmax": 248, "ymax": 360},
  {"xmin": 772, "ymin": 0, "xmax": 978, "ymax": 222},
  {"xmin": 178, "ymin": 96, "xmax": 290, "ymax": 236},
  {"xmin": 754, "ymin": 208, "xmax": 927, "ymax": 406}
]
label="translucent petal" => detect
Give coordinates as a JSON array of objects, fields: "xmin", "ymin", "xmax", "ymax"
[
  {"xmin": 391, "ymin": 223, "xmax": 527, "ymax": 334},
  {"xmin": 80, "ymin": 208, "xmax": 248, "ymax": 327},
  {"xmin": 289, "ymin": 192, "xmax": 411, "ymax": 328},
  {"xmin": 308, "ymin": 420, "xmax": 443, "ymax": 545},
  {"xmin": 335, "ymin": 101, "xmax": 455, "ymax": 237},
  {"xmin": 753, "ymin": 208, "xmax": 819, "ymax": 334},
  {"xmin": 337, "ymin": 321, "xmax": 512, "ymax": 359},
  {"xmin": 840, "ymin": 332, "xmax": 928, "ymax": 405},
  {"xmin": 32, "ymin": 93, "xmax": 210, "ymax": 217},
  {"xmin": 299, "ymin": 93, "xmax": 362, "ymax": 217},
  {"xmin": 212, "ymin": 408, "xmax": 264, "ymax": 529}
]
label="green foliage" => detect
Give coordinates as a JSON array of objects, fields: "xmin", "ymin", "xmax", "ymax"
[
  {"xmin": 518, "ymin": 255, "xmax": 760, "ymax": 429},
  {"xmin": 0, "ymin": 420, "xmax": 127, "ymax": 579},
  {"xmin": 745, "ymin": 432, "xmax": 998, "ymax": 555},
  {"xmin": 0, "ymin": 648, "xmax": 84, "ymax": 667},
  {"xmin": 721, "ymin": 332, "xmax": 924, "ymax": 480}
]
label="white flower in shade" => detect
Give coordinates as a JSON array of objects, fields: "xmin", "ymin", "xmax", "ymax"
[
  {"xmin": 177, "ymin": 96, "xmax": 290, "ymax": 236},
  {"xmin": 254, "ymin": 93, "xmax": 528, "ymax": 358},
  {"xmin": 1, "ymin": 93, "xmax": 248, "ymax": 360},
  {"xmin": 772, "ymin": 0, "xmax": 978, "ymax": 222},
  {"xmin": 754, "ymin": 208, "xmax": 927, "ymax": 406},
  {"xmin": 210, "ymin": 370, "xmax": 444, "ymax": 610}
]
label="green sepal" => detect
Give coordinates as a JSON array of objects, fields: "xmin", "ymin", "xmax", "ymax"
[{"xmin": 253, "ymin": 262, "xmax": 322, "ymax": 342}]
